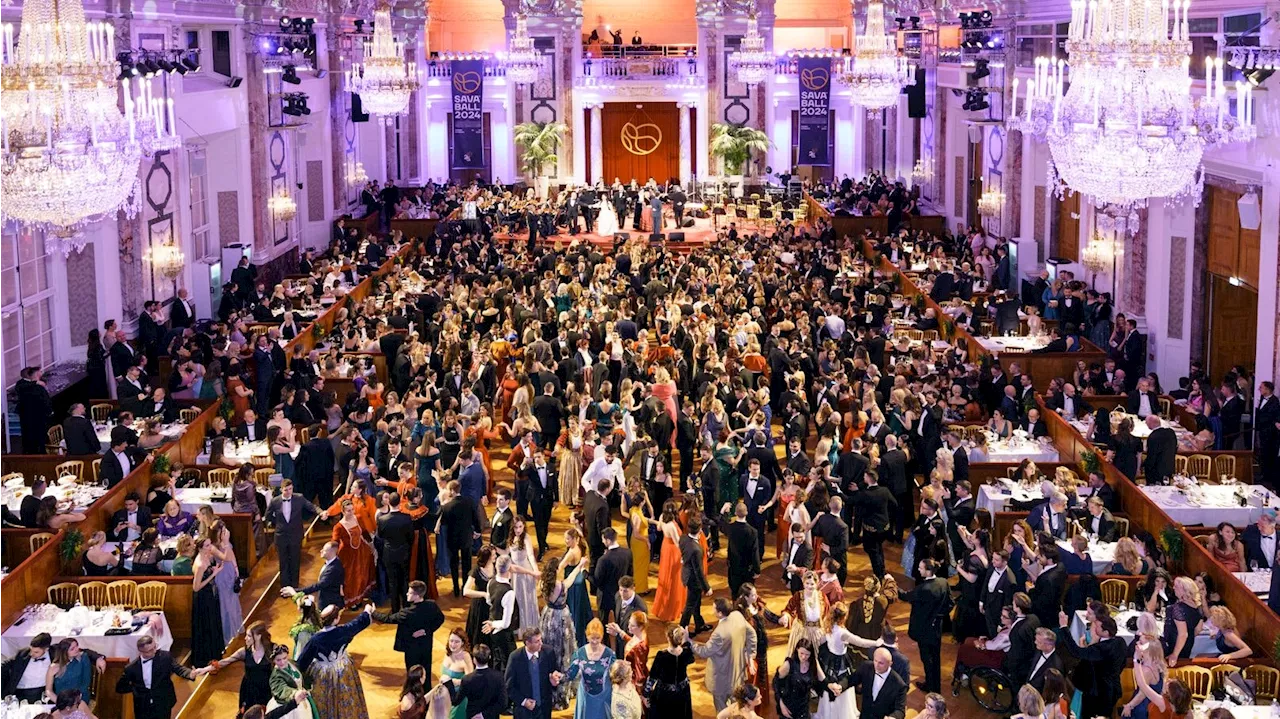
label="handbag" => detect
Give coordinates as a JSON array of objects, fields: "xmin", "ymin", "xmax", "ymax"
[{"xmin": 233, "ymin": 574, "xmax": 242, "ymax": 594}]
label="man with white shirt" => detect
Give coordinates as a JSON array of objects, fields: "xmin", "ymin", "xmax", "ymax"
[
  {"xmin": 1030, "ymin": 492, "xmax": 1069, "ymax": 540},
  {"xmin": 482, "ymin": 555, "xmax": 519, "ymax": 669},
  {"xmin": 1127, "ymin": 377, "xmax": 1159, "ymax": 419},
  {"xmin": 979, "ymin": 550, "xmax": 1016, "ymax": 636},
  {"xmin": 100, "ymin": 433, "xmax": 134, "ymax": 487},
  {"xmin": 265, "ymin": 479, "xmax": 321, "ymax": 588},
  {"xmin": 581, "ymin": 443, "xmax": 624, "ymax": 497},
  {"xmin": 1027, "ymin": 627, "xmax": 1064, "ymax": 692},
  {"xmin": 1243, "ymin": 509, "xmax": 1278, "ymax": 570},
  {"xmin": 824, "ymin": 304, "xmax": 846, "ymax": 341},
  {"xmin": 115, "ymin": 636, "xmax": 207, "ymax": 719},
  {"xmin": 1048, "ymin": 383, "xmax": 1091, "ymax": 420},
  {"xmin": 169, "ymin": 287, "xmax": 196, "ymax": 328},
  {"xmin": 848, "ymin": 647, "xmax": 907, "ymax": 719},
  {"xmin": 109, "ymin": 492, "xmax": 153, "ymax": 542},
  {"xmin": 0, "ymin": 633, "xmax": 54, "ymax": 701}
]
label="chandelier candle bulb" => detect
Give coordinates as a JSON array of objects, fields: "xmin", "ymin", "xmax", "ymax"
[
  {"xmin": 1011, "ymin": 78, "xmax": 1019, "ymax": 118},
  {"xmin": 167, "ymin": 97, "xmax": 176, "ymax": 138}
]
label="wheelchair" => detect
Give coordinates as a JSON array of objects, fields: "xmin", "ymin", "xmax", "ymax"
[{"xmin": 951, "ymin": 662, "xmax": 1017, "ymax": 713}]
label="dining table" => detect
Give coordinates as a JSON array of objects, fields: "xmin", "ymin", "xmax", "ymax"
[
  {"xmin": 1140, "ymin": 484, "xmax": 1280, "ymax": 526},
  {"xmin": 1069, "ymin": 609, "xmax": 1218, "ymax": 656},
  {"xmin": 1, "ymin": 606, "xmax": 173, "ymax": 660}
]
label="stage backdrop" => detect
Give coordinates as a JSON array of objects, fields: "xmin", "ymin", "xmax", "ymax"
[{"xmin": 601, "ymin": 102, "xmax": 680, "ymax": 185}]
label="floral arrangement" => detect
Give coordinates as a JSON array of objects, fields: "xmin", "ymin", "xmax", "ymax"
[
  {"xmin": 1078, "ymin": 450, "xmax": 1102, "ymax": 480},
  {"xmin": 57, "ymin": 528, "xmax": 85, "ymax": 570},
  {"xmin": 152, "ymin": 454, "xmax": 172, "ymax": 476},
  {"xmin": 1158, "ymin": 525, "xmax": 1185, "ymax": 564}
]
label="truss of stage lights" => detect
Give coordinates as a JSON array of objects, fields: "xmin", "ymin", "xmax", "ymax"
[
  {"xmin": 1227, "ymin": 45, "xmax": 1278, "ymax": 87},
  {"xmin": 280, "ymin": 92, "xmax": 312, "ymax": 117},
  {"xmin": 117, "ymin": 48, "xmax": 202, "ymax": 79},
  {"xmin": 256, "ymin": 16, "xmax": 317, "ymax": 69},
  {"xmin": 956, "ymin": 9, "xmax": 1004, "ymax": 63}
]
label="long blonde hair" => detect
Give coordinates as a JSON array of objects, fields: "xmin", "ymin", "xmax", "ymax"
[
  {"xmin": 1113, "ymin": 537, "xmax": 1144, "ymax": 575},
  {"xmin": 1173, "ymin": 576, "xmax": 1202, "ymax": 609}
]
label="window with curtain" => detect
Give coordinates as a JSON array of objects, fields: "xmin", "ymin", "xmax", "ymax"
[
  {"xmin": 189, "ymin": 145, "xmax": 213, "ymax": 259},
  {"xmin": 1, "ymin": 227, "xmax": 55, "ymax": 387}
]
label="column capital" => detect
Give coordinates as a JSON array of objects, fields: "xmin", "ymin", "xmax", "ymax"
[
  {"xmin": 585, "ymin": 101, "xmax": 605, "ymax": 111},
  {"xmin": 677, "ymin": 101, "xmax": 698, "ymax": 110}
]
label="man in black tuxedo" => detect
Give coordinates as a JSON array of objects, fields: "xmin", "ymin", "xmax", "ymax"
[
  {"xmin": 945, "ymin": 432, "xmax": 969, "ymax": 484},
  {"xmin": 1026, "ymin": 627, "xmax": 1064, "ymax": 692},
  {"xmin": 169, "ymin": 288, "xmax": 196, "ymax": 328},
  {"xmin": 446, "ymin": 645, "xmax": 508, "ymax": 719},
  {"xmin": 593, "ymin": 528, "xmax": 632, "ymax": 624},
  {"xmin": 1081, "ymin": 495, "xmax": 1117, "ymax": 541},
  {"xmin": 234, "ymin": 408, "xmax": 267, "ymax": 443},
  {"xmin": 115, "ymin": 636, "xmax": 206, "ymax": 719},
  {"xmin": 1056, "ymin": 612, "xmax": 1127, "ymax": 719},
  {"xmin": 440, "ymin": 479, "xmax": 484, "ymax": 597},
  {"xmin": 372, "ymin": 580, "xmax": 445, "ymax": 671},
  {"xmin": 945, "ymin": 480, "xmax": 976, "ymax": 559},
  {"xmin": 847, "ymin": 649, "xmax": 908, "ymax": 719},
  {"xmin": 522, "ymin": 450, "xmax": 557, "ymax": 558},
  {"xmin": 1141, "ymin": 414, "xmax": 1178, "ymax": 485},
  {"xmin": 785, "ymin": 436, "xmax": 813, "ymax": 477},
  {"xmin": 609, "ymin": 576, "xmax": 649, "ymax": 655},
  {"xmin": 109, "ymin": 492, "xmax": 153, "ymax": 542},
  {"xmin": 530, "ymin": 384, "xmax": 564, "ymax": 449},
  {"xmin": 488, "ymin": 488, "xmax": 515, "ymax": 550},
  {"xmin": 1022, "ymin": 407, "xmax": 1049, "ymax": 438},
  {"xmin": 1126, "ymin": 376, "xmax": 1161, "ymax": 419},
  {"xmin": 720, "ymin": 501, "xmax": 760, "ymax": 600},
  {"xmin": 506, "ymin": 630, "xmax": 559, "ymax": 719},
  {"xmin": 781, "ymin": 524, "xmax": 812, "ymax": 593},
  {"xmin": 678, "ymin": 515, "xmax": 712, "ymax": 635},
  {"xmin": 18, "ymin": 478, "xmax": 47, "ymax": 528},
  {"xmin": 1003, "ymin": 592, "xmax": 1041, "ymax": 688},
  {"xmin": 61, "ymin": 403, "xmax": 101, "ymax": 455},
  {"xmin": 847, "ymin": 470, "xmax": 897, "ymax": 579},
  {"xmin": 100, "ymin": 432, "xmax": 133, "ymax": 487},
  {"xmin": 1220, "ymin": 381, "xmax": 1247, "ymax": 448},
  {"xmin": 676, "ymin": 401, "xmax": 699, "ymax": 488},
  {"xmin": 909, "ymin": 498, "xmax": 946, "ymax": 582},
  {"xmin": 1242, "ymin": 511, "xmax": 1277, "ymax": 570},
  {"xmin": 879, "ymin": 436, "xmax": 912, "ymax": 539},
  {"xmin": 283, "ymin": 540, "xmax": 345, "ymax": 612},
  {"xmin": 979, "ymin": 550, "xmax": 1016, "ymax": 637},
  {"xmin": 378, "ymin": 492, "xmax": 416, "ymax": 613},
  {"xmin": 671, "ymin": 186, "xmax": 687, "ymax": 226},
  {"xmin": 565, "ymin": 191, "xmax": 581, "ymax": 235},
  {"xmin": 812, "ymin": 496, "xmax": 850, "ymax": 585},
  {"xmin": 898, "ymin": 558, "xmax": 951, "ymax": 693},
  {"xmin": 264, "ymin": 480, "xmax": 321, "ymax": 588},
  {"xmin": 583, "ymin": 477, "xmax": 612, "ymax": 569},
  {"xmin": 1028, "ymin": 545, "xmax": 1067, "ymax": 628},
  {"xmin": 1082, "ymin": 470, "xmax": 1120, "ymax": 514},
  {"xmin": 738, "ymin": 458, "xmax": 772, "ymax": 560},
  {"xmin": 1046, "ymin": 382, "xmax": 1091, "ymax": 420},
  {"xmin": 636, "ymin": 442, "xmax": 671, "ymax": 519},
  {"xmin": 1257, "ymin": 381, "xmax": 1280, "ymax": 484}
]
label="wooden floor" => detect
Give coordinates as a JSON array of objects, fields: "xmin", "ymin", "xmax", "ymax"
[{"xmin": 190, "ymin": 444, "xmax": 986, "ymax": 719}]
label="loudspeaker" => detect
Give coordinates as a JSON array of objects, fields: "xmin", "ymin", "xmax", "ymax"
[
  {"xmin": 1238, "ymin": 191, "xmax": 1260, "ymax": 230},
  {"xmin": 907, "ymin": 68, "xmax": 926, "ymax": 118},
  {"xmin": 614, "ymin": 232, "xmax": 630, "ymax": 241},
  {"xmin": 227, "ymin": 76, "xmax": 244, "ymax": 88},
  {"xmin": 669, "ymin": 231, "xmax": 685, "ymax": 241},
  {"xmin": 649, "ymin": 233, "xmax": 665, "ymax": 243},
  {"xmin": 681, "ymin": 217, "xmax": 696, "ymax": 228},
  {"xmin": 352, "ymin": 93, "xmax": 370, "ymax": 123}
]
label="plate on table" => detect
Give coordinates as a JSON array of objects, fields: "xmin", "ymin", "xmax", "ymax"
[{"xmin": 4, "ymin": 477, "xmax": 26, "ymax": 489}]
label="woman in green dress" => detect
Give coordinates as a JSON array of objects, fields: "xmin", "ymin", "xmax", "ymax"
[
  {"xmin": 429, "ymin": 628, "xmax": 474, "ymax": 719},
  {"xmin": 714, "ymin": 435, "xmax": 741, "ymax": 514},
  {"xmin": 267, "ymin": 645, "xmax": 317, "ymax": 719},
  {"xmin": 287, "ymin": 595, "xmax": 322, "ymax": 661}
]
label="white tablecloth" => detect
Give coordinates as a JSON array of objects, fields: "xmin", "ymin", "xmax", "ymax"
[
  {"xmin": 2, "ymin": 481, "xmax": 106, "ymax": 514},
  {"xmin": 1, "ymin": 609, "xmax": 173, "ymax": 660},
  {"xmin": 1140, "ymin": 485, "xmax": 1280, "ymax": 526},
  {"xmin": 975, "ymin": 335, "xmax": 1052, "ymax": 355},
  {"xmin": 194, "ymin": 439, "xmax": 280, "ymax": 466},
  {"xmin": 1056, "ymin": 538, "xmax": 1116, "ymax": 574},
  {"xmin": 1069, "ymin": 609, "xmax": 1218, "ymax": 656},
  {"xmin": 174, "ymin": 486, "xmax": 270, "ymax": 515},
  {"xmin": 0, "ymin": 702, "xmax": 55, "ymax": 718},
  {"xmin": 93, "ymin": 420, "xmax": 185, "ymax": 446},
  {"xmin": 101, "ymin": 538, "xmax": 180, "ymax": 573},
  {"xmin": 984, "ymin": 437, "xmax": 1061, "ymax": 464},
  {"xmin": 976, "ymin": 482, "xmax": 1089, "ymax": 515},
  {"xmin": 1195, "ymin": 702, "xmax": 1280, "ymax": 719},
  {"xmin": 1232, "ymin": 570, "xmax": 1272, "ymax": 598}
]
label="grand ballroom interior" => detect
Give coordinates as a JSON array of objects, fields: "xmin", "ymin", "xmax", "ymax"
[{"xmin": 2, "ymin": 0, "xmax": 1280, "ymax": 717}]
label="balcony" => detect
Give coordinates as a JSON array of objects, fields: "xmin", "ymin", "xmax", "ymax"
[{"xmin": 422, "ymin": 57, "xmax": 508, "ymax": 79}]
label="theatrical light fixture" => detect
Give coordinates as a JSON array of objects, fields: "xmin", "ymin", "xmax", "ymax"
[
  {"xmin": 962, "ymin": 88, "xmax": 989, "ymax": 111},
  {"xmin": 895, "ymin": 17, "xmax": 907, "ymax": 30},
  {"xmin": 281, "ymin": 92, "xmax": 311, "ymax": 116},
  {"xmin": 969, "ymin": 58, "xmax": 990, "ymax": 82},
  {"xmin": 909, "ymin": 16, "xmax": 921, "ymax": 30},
  {"xmin": 282, "ymin": 64, "xmax": 301, "ymax": 84},
  {"xmin": 280, "ymin": 16, "xmax": 292, "ymax": 30},
  {"xmin": 1246, "ymin": 68, "xmax": 1275, "ymax": 86}
]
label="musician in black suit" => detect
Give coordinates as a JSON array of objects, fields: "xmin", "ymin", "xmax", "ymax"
[
  {"xmin": 115, "ymin": 636, "xmax": 206, "ymax": 719},
  {"xmin": 378, "ymin": 493, "xmax": 417, "ymax": 613},
  {"xmin": 1056, "ymin": 612, "xmax": 1128, "ymax": 719},
  {"xmin": 61, "ymin": 403, "xmax": 102, "ymax": 455},
  {"xmin": 593, "ymin": 528, "xmax": 632, "ymax": 624},
  {"xmin": 372, "ymin": 580, "xmax": 446, "ymax": 671},
  {"xmin": 678, "ymin": 516, "xmax": 712, "ymax": 634},
  {"xmin": 521, "ymin": 450, "xmax": 557, "ymax": 557},
  {"xmin": 1141, "ymin": 414, "xmax": 1178, "ymax": 485},
  {"xmin": 670, "ymin": 186, "xmax": 687, "ymax": 226},
  {"xmin": 848, "ymin": 470, "xmax": 897, "ymax": 580},
  {"xmin": 505, "ymin": 630, "xmax": 558, "ymax": 719},
  {"xmin": 898, "ymin": 558, "xmax": 951, "ymax": 693},
  {"xmin": 565, "ymin": 191, "xmax": 580, "ymax": 235},
  {"xmin": 264, "ymin": 480, "xmax": 321, "ymax": 588},
  {"xmin": 282, "ymin": 540, "xmax": 345, "ymax": 612},
  {"xmin": 446, "ymin": 645, "xmax": 508, "ymax": 719},
  {"xmin": 979, "ymin": 551, "xmax": 1016, "ymax": 637},
  {"xmin": 720, "ymin": 502, "xmax": 760, "ymax": 599},
  {"xmin": 847, "ymin": 649, "xmax": 908, "ymax": 719}
]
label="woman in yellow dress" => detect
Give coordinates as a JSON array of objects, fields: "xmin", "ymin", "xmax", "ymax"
[{"xmin": 628, "ymin": 500, "xmax": 652, "ymax": 594}]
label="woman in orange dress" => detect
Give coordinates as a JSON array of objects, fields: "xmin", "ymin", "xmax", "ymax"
[
  {"xmin": 331, "ymin": 499, "xmax": 375, "ymax": 606},
  {"xmin": 227, "ymin": 372, "xmax": 254, "ymax": 418},
  {"xmin": 496, "ymin": 366, "xmax": 520, "ymax": 424},
  {"xmin": 326, "ymin": 478, "xmax": 378, "ymax": 529},
  {"xmin": 363, "ymin": 379, "xmax": 385, "ymax": 412},
  {"xmin": 650, "ymin": 502, "xmax": 687, "ymax": 623},
  {"xmin": 762, "ymin": 472, "xmax": 802, "ymax": 559},
  {"xmin": 650, "ymin": 368, "xmax": 679, "ymax": 446},
  {"xmin": 466, "ymin": 413, "xmax": 505, "ymax": 497},
  {"xmin": 841, "ymin": 409, "xmax": 867, "ymax": 451}
]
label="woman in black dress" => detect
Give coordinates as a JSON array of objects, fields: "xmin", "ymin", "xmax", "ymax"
[
  {"xmin": 644, "ymin": 626, "xmax": 694, "ymax": 719},
  {"xmin": 737, "ymin": 585, "xmax": 782, "ymax": 710},
  {"xmin": 1111, "ymin": 416, "xmax": 1142, "ymax": 481},
  {"xmin": 128, "ymin": 528, "xmax": 164, "ymax": 576},
  {"xmin": 213, "ymin": 620, "xmax": 274, "ymax": 713},
  {"xmin": 952, "ymin": 527, "xmax": 991, "ymax": 642},
  {"xmin": 86, "ymin": 329, "xmax": 110, "ymax": 400},
  {"xmin": 773, "ymin": 638, "xmax": 825, "ymax": 719},
  {"xmin": 190, "ymin": 537, "xmax": 228, "ymax": 667},
  {"xmin": 463, "ymin": 545, "xmax": 496, "ymax": 650},
  {"xmin": 1089, "ymin": 407, "xmax": 1114, "ymax": 448}
]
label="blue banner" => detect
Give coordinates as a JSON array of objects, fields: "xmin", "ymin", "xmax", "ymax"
[
  {"xmin": 797, "ymin": 56, "xmax": 831, "ymax": 166},
  {"xmin": 450, "ymin": 59, "xmax": 485, "ymax": 169}
]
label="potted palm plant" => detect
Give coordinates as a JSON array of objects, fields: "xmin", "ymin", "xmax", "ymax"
[
  {"xmin": 709, "ymin": 122, "xmax": 772, "ymax": 190},
  {"xmin": 513, "ymin": 121, "xmax": 568, "ymax": 198}
]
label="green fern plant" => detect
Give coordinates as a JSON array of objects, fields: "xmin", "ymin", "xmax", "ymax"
[
  {"xmin": 152, "ymin": 454, "xmax": 171, "ymax": 476},
  {"xmin": 1158, "ymin": 525, "xmax": 1185, "ymax": 564},
  {"xmin": 57, "ymin": 528, "xmax": 85, "ymax": 572},
  {"xmin": 513, "ymin": 121, "xmax": 568, "ymax": 178},
  {"xmin": 709, "ymin": 122, "xmax": 772, "ymax": 176},
  {"xmin": 1078, "ymin": 450, "xmax": 1102, "ymax": 480}
]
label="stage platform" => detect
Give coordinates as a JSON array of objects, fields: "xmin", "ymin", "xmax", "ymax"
[{"xmin": 498, "ymin": 213, "xmax": 723, "ymax": 252}]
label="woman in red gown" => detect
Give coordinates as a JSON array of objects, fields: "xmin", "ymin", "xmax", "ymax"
[
  {"xmin": 650, "ymin": 501, "xmax": 687, "ymax": 623},
  {"xmin": 331, "ymin": 499, "xmax": 375, "ymax": 606}
]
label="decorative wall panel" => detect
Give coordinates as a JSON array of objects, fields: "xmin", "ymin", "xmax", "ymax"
[
  {"xmin": 1168, "ymin": 235, "xmax": 1187, "ymax": 339},
  {"xmin": 307, "ymin": 161, "xmax": 325, "ymax": 222},
  {"xmin": 66, "ymin": 244, "xmax": 98, "ymax": 341},
  {"xmin": 953, "ymin": 156, "xmax": 963, "ymax": 218},
  {"xmin": 217, "ymin": 191, "xmax": 240, "ymax": 246}
]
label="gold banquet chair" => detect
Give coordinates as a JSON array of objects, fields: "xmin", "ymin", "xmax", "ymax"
[
  {"xmin": 1099, "ymin": 579, "xmax": 1129, "ymax": 612},
  {"xmin": 254, "ymin": 468, "xmax": 275, "ymax": 489},
  {"xmin": 179, "ymin": 407, "xmax": 201, "ymax": 424},
  {"xmin": 1245, "ymin": 665, "xmax": 1279, "ymax": 701},
  {"xmin": 1209, "ymin": 664, "xmax": 1238, "ymax": 693},
  {"xmin": 1158, "ymin": 397, "xmax": 1172, "ymax": 418},
  {"xmin": 106, "ymin": 579, "xmax": 138, "ymax": 608},
  {"xmin": 1113, "ymin": 517, "xmax": 1130, "ymax": 538},
  {"xmin": 55, "ymin": 460, "xmax": 85, "ymax": 482},
  {"xmin": 47, "ymin": 582, "xmax": 80, "ymax": 608},
  {"xmin": 90, "ymin": 403, "xmax": 113, "ymax": 423},
  {"xmin": 78, "ymin": 581, "xmax": 110, "ymax": 609},
  {"xmin": 135, "ymin": 581, "xmax": 168, "ymax": 611},
  {"xmin": 250, "ymin": 455, "xmax": 275, "ymax": 469},
  {"xmin": 92, "ymin": 458, "xmax": 102, "ymax": 484},
  {"xmin": 1186, "ymin": 454, "xmax": 1211, "ymax": 483},
  {"xmin": 30, "ymin": 532, "xmax": 55, "ymax": 553},
  {"xmin": 1168, "ymin": 666, "xmax": 1211, "ymax": 701},
  {"xmin": 46, "ymin": 425, "xmax": 64, "ymax": 454},
  {"xmin": 1174, "ymin": 455, "xmax": 1188, "ymax": 476},
  {"xmin": 206, "ymin": 468, "xmax": 235, "ymax": 486},
  {"xmin": 1213, "ymin": 455, "xmax": 1236, "ymax": 482}
]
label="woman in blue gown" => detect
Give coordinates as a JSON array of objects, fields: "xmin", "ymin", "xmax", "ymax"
[
  {"xmin": 564, "ymin": 619, "xmax": 616, "ymax": 719},
  {"xmin": 563, "ymin": 528, "xmax": 594, "ymax": 646}
]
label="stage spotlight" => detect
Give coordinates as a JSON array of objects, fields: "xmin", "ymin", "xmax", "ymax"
[
  {"xmin": 279, "ymin": 16, "xmax": 292, "ymax": 30},
  {"xmin": 909, "ymin": 16, "xmax": 921, "ymax": 29},
  {"xmin": 1246, "ymin": 67, "xmax": 1275, "ymax": 86},
  {"xmin": 282, "ymin": 64, "xmax": 301, "ymax": 84},
  {"xmin": 979, "ymin": 10, "xmax": 993, "ymax": 25},
  {"xmin": 969, "ymin": 58, "xmax": 990, "ymax": 82},
  {"xmin": 140, "ymin": 57, "xmax": 160, "ymax": 74},
  {"xmin": 181, "ymin": 54, "xmax": 201, "ymax": 72},
  {"xmin": 963, "ymin": 89, "xmax": 989, "ymax": 112},
  {"xmin": 354, "ymin": 19, "xmax": 365, "ymax": 32},
  {"xmin": 895, "ymin": 17, "xmax": 907, "ymax": 30},
  {"xmin": 158, "ymin": 57, "xmax": 176, "ymax": 72}
]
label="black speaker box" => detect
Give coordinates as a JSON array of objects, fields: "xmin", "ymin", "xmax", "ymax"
[
  {"xmin": 681, "ymin": 217, "xmax": 696, "ymax": 227},
  {"xmin": 669, "ymin": 231, "xmax": 685, "ymax": 241},
  {"xmin": 649, "ymin": 233, "xmax": 665, "ymax": 243},
  {"xmin": 614, "ymin": 232, "xmax": 630, "ymax": 241},
  {"xmin": 907, "ymin": 68, "xmax": 926, "ymax": 118},
  {"xmin": 352, "ymin": 93, "xmax": 370, "ymax": 122}
]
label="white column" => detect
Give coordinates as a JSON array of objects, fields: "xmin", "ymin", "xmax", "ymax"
[
  {"xmin": 850, "ymin": 103, "xmax": 867, "ymax": 180},
  {"xmin": 678, "ymin": 102, "xmax": 692, "ymax": 185},
  {"xmin": 572, "ymin": 97, "xmax": 586, "ymax": 183},
  {"xmin": 895, "ymin": 94, "xmax": 913, "ymax": 182},
  {"xmin": 491, "ymin": 103, "xmax": 511, "ymax": 185},
  {"xmin": 695, "ymin": 96, "xmax": 709, "ymax": 181},
  {"xmin": 426, "ymin": 102, "xmax": 448, "ymax": 183},
  {"xmin": 1017, "ymin": 131, "xmax": 1035, "ymax": 241},
  {"xmin": 771, "ymin": 100, "xmax": 791, "ymax": 174},
  {"xmin": 1255, "ymin": 172, "xmax": 1280, "ymax": 384},
  {"xmin": 833, "ymin": 102, "xmax": 854, "ymax": 180},
  {"xmin": 590, "ymin": 103, "xmax": 603, "ymax": 184}
]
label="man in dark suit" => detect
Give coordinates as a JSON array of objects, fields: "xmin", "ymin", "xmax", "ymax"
[
  {"xmin": 944, "ymin": 432, "xmax": 969, "ymax": 484},
  {"xmin": 372, "ymin": 580, "xmax": 445, "ymax": 671},
  {"xmin": 109, "ymin": 492, "xmax": 153, "ymax": 542},
  {"xmin": 293, "ymin": 435, "xmax": 336, "ymax": 508},
  {"xmin": 636, "ymin": 442, "xmax": 671, "ymax": 519},
  {"xmin": 264, "ymin": 480, "xmax": 321, "ymax": 588},
  {"xmin": 1257, "ymin": 382, "xmax": 1280, "ymax": 485},
  {"xmin": 582, "ymin": 476, "xmax": 612, "ymax": 566},
  {"xmin": 720, "ymin": 501, "xmax": 760, "ymax": 599},
  {"xmin": 676, "ymin": 401, "xmax": 699, "ymax": 487},
  {"xmin": 1242, "ymin": 511, "xmax": 1277, "ymax": 570},
  {"xmin": 945, "ymin": 480, "xmax": 976, "ymax": 559},
  {"xmin": 812, "ymin": 496, "xmax": 850, "ymax": 585},
  {"xmin": 1028, "ymin": 492, "xmax": 1070, "ymax": 540},
  {"xmin": 848, "ymin": 649, "xmax": 908, "ymax": 719},
  {"xmin": 233, "ymin": 409, "xmax": 267, "ymax": 443},
  {"xmin": 446, "ymin": 645, "xmax": 508, "ymax": 719},
  {"xmin": 115, "ymin": 636, "xmax": 206, "ymax": 719},
  {"xmin": 18, "ymin": 478, "xmax": 47, "ymax": 528},
  {"xmin": 679, "ymin": 516, "xmax": 712, "ymax": 635},
  {"xmin": 785, "ymin": 437, "xmax": 813, "ymax": 477},
  {"xmin": 1056, "ymin": 612, "xmax": 1127, "ymax": 719},
  {"xmin": 440, "ymin": 480, "xmax": 484, "ymax": 597},
  {"xmin": 1026, "ymin": 627, "xmax": 1064, "ymax": 692},
  {"xmin": 848, "ymin": 470, "xmax": 897, "ymax": 580},
  {"xmin": 378, "ymin": 492, "xmax": 416, "ymax": 613},
  {"xmin": 1126, "ymin": 377, "xmax": 1161, "ymax": 419},
  {"xmin": 1046, "ymin": 382, "xmax": 1092, "ymax": 420},
  {"xmin": 609, "ymin": 576, "xmax": 649, "ymax": 655},
  {"xmin": 1082, "ymin": 470, "xmax": 1120, "ymax": 514},
  {"xmin": 283, "ymin": 540, "xmax": 345, "ymax": 612},
  {"xmin": 1220, "ymin": 382, "xmax": 1247, "ymax": 448},
  {"xmin": 522, "ymin": 451, "xmax": 557, "ymax": 558},
  {"xmin": 530, "ymin": 384, "xmax": 564, "ymax": 449},
  {"xmin": 909, "ymin": 498, "xmax": 946, "ymax": 582},
  {"xmin": 506, "ymin": 629, "xmax": 558, "ymax": 719},
  {"xmin": 738, "ymin": 459, "xmax": 772, "ymax": 560},
  {"xmin": 1080, "ymin": 495, "xmax": 1117, "ymax": 542},
  {"xmin": 979, "ymin": 551, "xmax": 1016, "ymax": 637},
  {"xmin": 1022, "ymin": 407, "xmax": 1050, "ymax": 438},
  {"xmin": 1028, "ymin": 545, "xmax": 1067, "ymax": 628},
  {"xmin": 781, "ymin": 524, "xmax": 813, "ymax": 593},
  {"xmin": 1141, "ymin": 414, "xmax": 1178, "ymax": 485},
  {"xmin": 99, "ymin": 433, "xmax": 133, "ymax": 487},
  {"xmin": 898, "ymin": 558, "xmax": 951, "ymax": 693},
  {"xmin": 169, "ymin": 288, "xmax": 196, "ymax": 328},
  {"xmin": 879, "ymin": 436, "xmax": 912, "ymax": 539},
  {"xmin": 61, "ymin": 403, "xmax": 101, "ymax": 455},
  {"xmin": 1120, "ymin": 321, "xmax": 1144, "ymax": 388},
  {"xmin": 593, "ymin": 528, "xmax": 632, "ymax": 624},
  {"xmin": 488, "ymin": 489, "xmax": 515, "ymax": 551},
  {"xmin": 1004, "ymin": 593, "xmax": 1041, "ymax": 688}
]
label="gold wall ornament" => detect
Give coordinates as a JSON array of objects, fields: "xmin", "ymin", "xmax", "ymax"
[
  {"xmin": 452, "ymin": 71, "xmax": 482, "ymax": 94},
  {"xmin": 799, "ymin": 66, "xmax": 829, "ymax": 91},
  {"xmin": 620, "ymin": 122, "xmax": 663, "ymax": 156}
]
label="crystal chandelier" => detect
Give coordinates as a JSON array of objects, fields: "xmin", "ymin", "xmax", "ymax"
[
  {"xmin": 144, "ymin": 237, "xmax": 185, "ymax": 279},
  {"xmin": 1007, "ymin": 0, "xmax": 1256, "ymax": 222},
  {"xmin": 269, "ymin": 189, "xmax": 297, "ymax": 222},
  {"xmin": 977, "ymin": 185, "xmax": 1004, "ymax": 217},
  {"xmin": 730, "ymin": 5, "xmax": 774, "ymax": 86},
  {"xmin": 506, "ymin": 14, "xmax": 541, "ymax": 85},
  {"xmin": 842, "ymin": 0, "xmax": 914, "ymax": 109},
  {"xmin": 344, "ymin": 0, "xmax": 420, "ymax": 120},
  {"xmin": 910, "ymin": 158, "xmax": 931, "ymax": 185},
  {"xmin": 1080, "ymin": 231, "xmax": 1115, "ymax": 276},
  {"xmin": 1, "ymin": 0, "xmax": 179, "ymax": 241},
  {"xmin": 348, "ymin": 160, "xmax": 367, "ymax": 186}
]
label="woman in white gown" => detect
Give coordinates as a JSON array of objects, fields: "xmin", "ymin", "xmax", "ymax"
[
  {"xmin": 814, "ymin": 603, "xmax": 881, "ymax": 719},
  {"xmin": 596, "ymin": 198, "xmax": 619, "ymax": 236}
]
